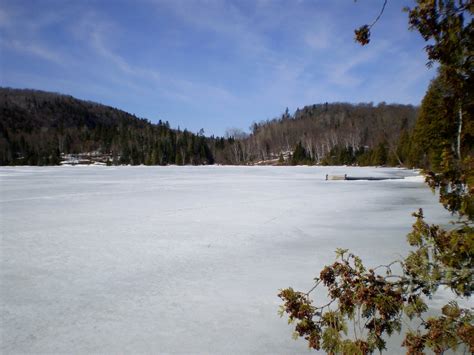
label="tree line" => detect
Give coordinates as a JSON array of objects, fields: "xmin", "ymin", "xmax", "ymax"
[
  {"xmin": 0, "ymin": 88, "xmax": 426, "ymax": 167},
  {"xmin": 0, "ymin": 88, "xmax": 213, "ymax": 166},
  {"xmin": 3, "ymin": 85, "xmax": 470, "ymax": 169},
  {"xmin": 221, "ymin": 69, "xmax": 472, "ymax": 169}
]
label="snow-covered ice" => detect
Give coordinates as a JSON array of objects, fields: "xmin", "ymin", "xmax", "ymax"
[{"xmin": 0, "ymin": 166, "xmax": 456, "ymax": 353}]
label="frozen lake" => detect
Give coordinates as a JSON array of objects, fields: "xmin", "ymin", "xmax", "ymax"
[{"xmin": 0, "ymin": 166, "xmax": 454, "ymax": 353}]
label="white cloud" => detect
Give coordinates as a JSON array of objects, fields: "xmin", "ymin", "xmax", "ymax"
[
  {"xmin": 325, "ymin": 40, "xmax": 390, "ymax": 88},
  {"xmin": 0, "ymin": 3, "xmax": 68, "ymax": 64},
  {"xmin": 1, "ymin": 0, "xmax": 434, "ymax": 132},
  {"xmin": 152, "ymin": 0, "xmax": 275, "ymax": 62},
  {"xmin": 90, "ymin": 31, "xmax": 160, "ymax": 82},
  {"xmin": 2, "ymin": 39, "xmax": 64, "ymax": 64},
  {"xmin": 73, "ymin": 10, "xmax": 237, "ymax": 107}
]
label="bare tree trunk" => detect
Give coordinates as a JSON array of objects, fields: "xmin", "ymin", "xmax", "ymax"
[
  {"xmin": 181, "ymin": 148, "xmax": 186, "ymax": 165},
  {"xmin": 457, "ymin": 104, "xmax": 462, "ymax": 159},
  {"xmin": 391, "ymin": 145, "xmax": 403, "ymax": 166}
]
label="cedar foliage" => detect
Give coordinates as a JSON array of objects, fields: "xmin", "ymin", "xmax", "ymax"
[{"xmin": 279, "ymin": 1, "xmax": 473, "ymax": 353}]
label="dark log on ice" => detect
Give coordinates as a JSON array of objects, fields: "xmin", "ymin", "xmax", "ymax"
[
  {"xmin": 326, "ymin": 174, "xmax": 404, "ymax": 181},
  {"xmin": 345, "ymin": 176, "xmax": 404, "ymax": 181}
]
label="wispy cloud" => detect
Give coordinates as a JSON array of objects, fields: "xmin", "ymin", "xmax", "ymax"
[
  {"xmin": 153, "ymin": 0, "xmax": 277, "ymax": 64},
  {"xmin": 0, "ymin": 3, "xmax": 67, "ymax": 64},
  {"xmin": 73, "ymin": 9, "xmax": 237, "ymax": 107},
  {"xmin": 2, "ymin": 39, "xmax": 64, "ymax": 64},
  {"xmin": 326, "ymin": 40, "xmax": 390, "ymax": 88},
  {"xmin": 89, "ymin": 31, "xmax": 161, "ymax": 82},
  {"xmin": 1, "ymin": 0, "xmax": 433, "ymax": 134}
]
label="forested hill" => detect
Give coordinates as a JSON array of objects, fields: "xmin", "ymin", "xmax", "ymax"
[
  {"xmin": 0, "ymin": 88, "xmax": 419, "ymax": 166},
  {"xmin": 220, "ymin": 103, "xmax": 419, "ymax": 166},
  {"xmin": 0, "ymin": 88, "xmax": 214, "ymax": 165}
]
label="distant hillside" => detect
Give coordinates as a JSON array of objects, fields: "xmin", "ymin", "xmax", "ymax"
[
  {"xmin": 0, "ymin": 88, "xmax": 213, "ymax": 165},
  {"xmin": 0, "ymin": 88, "xmax": 419, "ymax": 166},
  {"xmin": 216, "ymin": 103, "xmax": 419, "ymax": 166}
]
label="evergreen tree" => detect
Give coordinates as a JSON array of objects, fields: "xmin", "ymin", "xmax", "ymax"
[
  {"xmin": 372, "ymin": 141, "xmax": 388, "ymax": 166},
  {"xmin": 291, "ymin": 142, "xmax": 312, "ymax": 165},
  {"xmin": 410, "ymin": 74, "xmax": 458, "ymax": 170},
  {"xmin": 280, "ymin": 1, "xmax": 473, "ymax": 353}
]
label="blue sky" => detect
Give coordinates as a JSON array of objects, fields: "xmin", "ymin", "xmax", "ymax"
[{"xmin": 1, "ymin": 0, "xmax": 435, "ymax": 136}]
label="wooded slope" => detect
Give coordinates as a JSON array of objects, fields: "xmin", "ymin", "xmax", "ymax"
[
  {"xmin": 218, "ymin": 103, "xmax": 418, "ymax": 165},
  {"xmin": 0, "ymin": 88, "xmax": 213, "ymax": 165},
  {"xmin": 0, "ymin": 88, "xmax": 419, "ymax": 166}
]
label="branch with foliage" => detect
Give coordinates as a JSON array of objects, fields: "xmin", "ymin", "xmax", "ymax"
[
  {"xmin": 280, "ymin": 1, "xmax": 473, "ymax": 353},
  {"xmin": 354, "ymin": 0, "xmax": 388, "ymax": 45},
  {"xmin": 279, "ymin": 211, "xmax": 473, "ymax": 353}
]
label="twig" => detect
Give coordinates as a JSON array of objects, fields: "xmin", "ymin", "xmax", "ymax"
[
  {"xmin": 369, "ymin": 0, "xmax": 388, "ymax": 29},
  {"xmin": 305, "ymin": 280, "xmax": 321, "ymax": 297},
  {"xmin": 314, "ymin": 299, "xmax": 336, "ymax": 311}
]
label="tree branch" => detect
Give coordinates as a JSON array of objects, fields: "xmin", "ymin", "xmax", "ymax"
[{"xmin": 369, "ymin": 0, "xmax": 388, "ymax": 29}]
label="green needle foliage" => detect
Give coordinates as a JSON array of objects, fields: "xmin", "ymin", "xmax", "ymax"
[{"xmin": 280, "ymin": 1, "xmax": 473, "ymax": 353}]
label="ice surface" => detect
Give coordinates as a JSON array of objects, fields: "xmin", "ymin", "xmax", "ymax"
[{"xmin": 0, "ymin": 166, "xmax": 461, "ymax": 353}]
